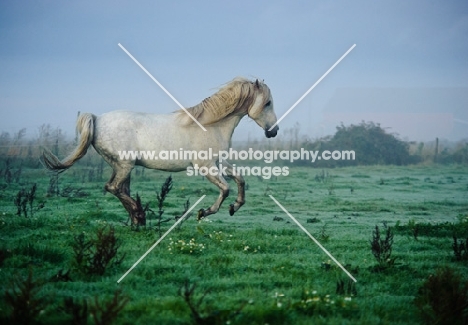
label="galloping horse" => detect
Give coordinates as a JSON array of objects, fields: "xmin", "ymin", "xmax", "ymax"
[{"xmin": 42, "ymin": 77, "xmax": 279, "ymax": 225}]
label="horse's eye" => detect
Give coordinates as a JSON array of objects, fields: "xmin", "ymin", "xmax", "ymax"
[{"xmin": 265, "ymin": 100, "xmax": 271, "ymax": 107}]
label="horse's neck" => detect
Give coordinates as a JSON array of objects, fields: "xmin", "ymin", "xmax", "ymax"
[{"xmin": 210, "ymin": 113, "xmax": 245, "ymax": 144}]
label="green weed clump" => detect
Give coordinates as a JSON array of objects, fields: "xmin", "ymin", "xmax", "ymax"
[
  {"xmin": 318, "ymin": 223, "xmax": 330, "ymax": 242},
  {"xmin": 89, "ymin": 289, "xmax": 129, "ymax": 325},
  {"xmin": 14, "ymin": 183, "xmax": 36, "ymax": 218},
  {"xmin": 452, "ymin": 215, "xmax": 468, "ymax": 261},
  {"xmin": 155, "ymin": 175, "xmax": 173, "ymax": 235},
  {"xmin": 414, "ymin": 267, "xmax": 468, "ymax": 325},
  {"xmin": 61, "ymin": 289, "xmax": 128, "ymax": 325},
  {"xmin": 179, "ymin": 281, "xmax": 246, "ymax": 325},
  {"xmin": 455, "ymin": 213, "xmax": 468, "ymax": 236},
  {"xmin": 72, "ymin": 225, "xmax": 125, "ymax": 275},
  {"xmin": 370, "ymin": 223, "xmax": 396, "ymax": 270},
  {"xmin": 141, "ymin": 175, "xmax": 174, "ymax": 231},
  {"xmin": 452, "ymin": 235, "xmax": 468, "ymax": 261},
  {"xmin": 408, "ymin": 218, "xmax": 420, "ymax": 240},
  {"xmin": 62, "ymin": 297, "xmax": 88, "ymax": 325},
  {"xmin": 4, "ymin": 268, "xmax": 46, "ymax": 325},
  {"xmin": 174, "ymin": 198, "xmax": 192, "ymax": 231},
  {"xmin": 336, "ymin": 279, "xmax": 358, "ymax": 297}
]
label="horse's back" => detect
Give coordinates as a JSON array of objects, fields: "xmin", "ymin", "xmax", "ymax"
[
  {"xmin": 97, "ymin": 110, "xmax": 172, "ymax": 130},
  {"xmin": 93, "ymin": 111, "xmax": 176, "ymax": 149},
  {"xmin": 94, "ymin": 111, "xmax": 206, "ymax": 157}
]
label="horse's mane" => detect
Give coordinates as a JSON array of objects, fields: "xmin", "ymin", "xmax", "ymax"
[{"xmin": 175, "ymin": 77, "xmax": 270, "ymax": 126}]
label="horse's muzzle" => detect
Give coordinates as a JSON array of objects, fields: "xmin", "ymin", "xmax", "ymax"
[{"xmin": 265, "ymin": 125, "xmax": 279, "ymax": 138}]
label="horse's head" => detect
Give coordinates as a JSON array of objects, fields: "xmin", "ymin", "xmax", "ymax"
[{"xmin": 248, "ymin": 80, "xmax": 279, "ymax": 138}]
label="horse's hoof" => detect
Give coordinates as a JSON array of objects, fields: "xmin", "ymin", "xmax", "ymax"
[
  {"xmin": 137, "ymin": 215, "xmax": 146, "ymax": 226},
  {"xmin": 229, "ymin": 204, "xmax": 235, "ymax": 216},
  {"xmin": 197, "ymin": 209, "xmax": 205, "ymax": 221},
  {"xmin": 135, "ymin": 211, "xmax": 146, "ymax": 226}
]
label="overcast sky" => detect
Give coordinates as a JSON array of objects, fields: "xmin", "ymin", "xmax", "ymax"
[{"xmin": 1, "ymin": 0, "xmax": 467, "ymax": 142}]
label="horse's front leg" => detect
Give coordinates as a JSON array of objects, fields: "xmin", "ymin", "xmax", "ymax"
[
  {"xmin": 222, "ymin": 161, "xmax": 245, "ymax": 216},
  {"xmin": 197, "ymin": 169, "xmax": 230, "ymax": 220}
]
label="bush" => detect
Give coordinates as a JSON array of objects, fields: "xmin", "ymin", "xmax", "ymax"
[
  {"xmin": 414, "ymin": 267, "xmax": 468, "ymax": 325},
  {"xmin": 72, "ymin": 226, "xmax": 125, "ymax": 276},
  {"xmin": 4, "ymin": 268, "xmax": 46, "ymax": 325},
  {"xmin": 300, "ymin": 121, "xmax": 418, "ymax": 166}
]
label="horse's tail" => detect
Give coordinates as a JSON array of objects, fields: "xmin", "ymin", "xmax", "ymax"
[{"xmin": 41, "ymin": 113, "xmax": 95, "ymax": 172}]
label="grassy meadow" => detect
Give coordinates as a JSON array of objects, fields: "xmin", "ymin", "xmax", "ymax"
[{"xmin": 0, "ymin": 162, "xmax": 467, "ymax": 324}]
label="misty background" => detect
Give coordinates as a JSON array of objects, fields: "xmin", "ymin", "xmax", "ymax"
[{"xmin": 1, "ymin": 1, "xmax": 467, "ymax": 143}]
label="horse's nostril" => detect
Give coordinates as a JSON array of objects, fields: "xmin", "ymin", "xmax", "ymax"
[
  {"xmin": 264, "ymin": 125, "xmax": 279, "ymax": 138},
  {"xmin": 265, "ymin": 129, "xmax": 278, "ymax": 138}
]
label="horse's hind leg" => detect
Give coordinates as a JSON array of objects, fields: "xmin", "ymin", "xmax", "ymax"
[
  {"xmin": 223, "ymin": 161, "xmax": 245, "ymax": 216},
  {"xmin": 105, "ymin": 166, "xmax": 146, "ymax": 226},
  {"xmin": 197, "ymin": 171, "xmax": 230, "ymax": 220}
]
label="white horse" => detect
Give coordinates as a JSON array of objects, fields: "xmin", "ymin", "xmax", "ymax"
[{"xmin": 42, "ymin": 77, "xmax": 279, "ymax": 225}]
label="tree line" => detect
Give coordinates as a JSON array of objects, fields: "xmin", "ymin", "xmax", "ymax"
[{"xmin": 0, "ymin": 122, "xmax": 467, "ymax": 171}]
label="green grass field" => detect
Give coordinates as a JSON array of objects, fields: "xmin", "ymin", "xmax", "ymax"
[{"xmin": 0, "ymin": 164, "xmax": 467, "ymax": 324}]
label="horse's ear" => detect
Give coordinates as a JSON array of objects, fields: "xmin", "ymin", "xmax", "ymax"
[{"xmin": 255, "ymin": 79, "xmax": 260, "ymax": 88}]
